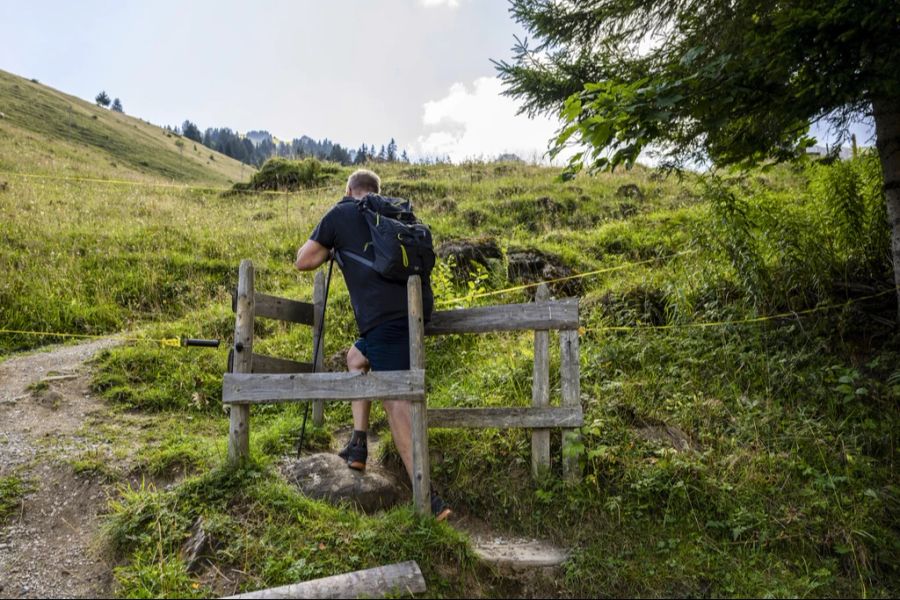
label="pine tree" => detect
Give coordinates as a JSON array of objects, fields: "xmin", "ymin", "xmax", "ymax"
[
  {"xmin": 387, "ymin": 138, "xmax": 397, "ymax": 162},
  {"xmin": 498, "ymin": 0, "xmax": 900, "ymax": 314},
  {"xmin": 111, "ymin": 98, "xmax": 123, "ymax": 113},
  {"xmin": 182, "ymin": 120, "xmax": 202, "ymax": 143},
  {"xmin": 94, "ymin": 91, "xmax": 111, "ymax": 107}
]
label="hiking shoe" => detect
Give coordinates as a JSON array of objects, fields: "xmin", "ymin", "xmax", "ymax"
[
  {"xmin": 338, "ymin": 432, "xmax": 368, "ymax": 471},
  {"xmin": 430, "ymin": 491, "xmax": 452, "ymax": 522}
]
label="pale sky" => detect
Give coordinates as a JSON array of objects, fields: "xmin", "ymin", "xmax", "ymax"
[
  {"xmin": 0, "ymin": 0, "xmax": 871, "ymax": 164},
  {"xmin": 1, "ymin": 0, "xmax": 569, "ymax": 162}
]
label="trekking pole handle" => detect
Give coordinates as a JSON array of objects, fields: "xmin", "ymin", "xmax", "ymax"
[{"xmin": 182, "ymin": 338, "xmax": 221, "ymax": 348}]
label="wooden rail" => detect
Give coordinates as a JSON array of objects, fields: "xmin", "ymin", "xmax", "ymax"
[
  {"xmin": 224, "ymin": 260, "xmax": 584, "ymax": 516},
  {"xmin": 250, "ymin": 353, "xmax": 313, "ymax": 374},
  {"xmin": 255, "ymin": 292, "xmax": 315, "ymax": 324},
  {"xmin": 425, "ymin": 299, "xmax": 578, "ymax": 335},
  {"xmin": 428, "ymin": 406, "xmax": 583, "ymax": 429},
  {"xmin": 223, "ymin": 370, "xmax": 426, "ymax": 404}
]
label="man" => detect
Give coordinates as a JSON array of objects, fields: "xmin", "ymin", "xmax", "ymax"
[{"xmin": 294, "ymin": 168, "xmax": 451, "ymax": 521}]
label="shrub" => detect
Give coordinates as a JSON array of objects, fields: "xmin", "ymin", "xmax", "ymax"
[{"xmin": 238, "ymin": 157, "xmax": 342, "ymax": 193}]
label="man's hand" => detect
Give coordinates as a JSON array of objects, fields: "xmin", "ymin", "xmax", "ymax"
[{"xmin": 294, "ymin": 239, "xmax": 331, "ymax": 271}]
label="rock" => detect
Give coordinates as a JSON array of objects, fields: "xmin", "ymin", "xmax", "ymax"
[
  {"xmin": 472, "ymin": 538, "xmax": 568, "ymax": 572},
  {"xmin": 616, "ymin": 183, "xmax": 645, "ymax": 201},
  {"xmin": 634, "ymin": 424, "xmax": 697, "ymax": 452},
  {"xmin": 180, "ymin": 516, "xmax": 218, "ymax": 573},
  {"xmin": 283, "ymin": 453, "xmax": 406, "ymax": 513},
  {"xmin": 0, "ymin": 181, "xmax": 7, "ymax": 192},
  {"xmin": 35, "ymin": 390, "xmax": 64, "ymax": 410},
  {"xmin": 506, "ymin": 249, "xmax": 582, "ymax": 297},
  {"xmin": 436, "ymin": 238, "xmax": 502, "ymax": 280}
]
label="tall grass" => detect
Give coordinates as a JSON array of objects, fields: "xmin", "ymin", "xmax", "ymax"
[{"xmin": 2, "ymin": 154, "xmax": 897, "ymax": 597}]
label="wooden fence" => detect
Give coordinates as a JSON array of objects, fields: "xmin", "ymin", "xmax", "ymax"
[{"xmin": 222, "ymin": 259, "xmax": 583, "ymax": 515}]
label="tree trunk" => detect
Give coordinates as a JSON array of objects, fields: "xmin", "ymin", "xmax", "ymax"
[{"xmin": 873, "ymin": 98, "xmax": 900, "ymax": 322}]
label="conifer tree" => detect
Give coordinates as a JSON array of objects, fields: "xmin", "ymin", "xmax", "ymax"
[
  {"xmin": 498, "ymin": 0, "xmax": 900, "ymax": 313},
  {"xmin": 387, "ymin": 138, "xmax": 398, "ymax": 162}
]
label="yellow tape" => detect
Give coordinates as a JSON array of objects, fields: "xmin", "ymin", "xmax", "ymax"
[
  {"xmin": 582, "ymin": 288, "xmax": 896, "ymax": 334},
  {"xmin": 0, "ymin": 170, "xmax": 341, "ymax": 196},
  {"xmin": 0, "ymin": 328, "xmax": 185, "ymax": 347},
  {"xmin": 435, "ymin": 249, "xmax": 696, "ymax": 306}
]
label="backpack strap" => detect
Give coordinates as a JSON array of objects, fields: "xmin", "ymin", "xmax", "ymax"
[{"xmin": 335, "ymin": 248, "xmax": 375, "ymax": 269}]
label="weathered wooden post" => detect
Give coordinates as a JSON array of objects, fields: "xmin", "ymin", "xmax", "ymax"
[
  {"xmin": 229, "ymin": 259, "xmax": 254, "ymax": 464},
  {"xmin": 311, "ymin": 270, "xmax": 326, "ymax": 427},
  {"xmin": 531, "ymin": 284, "xmax": 551, "ymax": 478},
  {"xmin": 407, "ymin": 275, "xmax": 431, "ymax": 516},
  {"xmin": 560, "ymin": 320, "xmax": 582, "ymax": 483}
]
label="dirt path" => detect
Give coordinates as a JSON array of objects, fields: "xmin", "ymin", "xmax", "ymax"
[{"xmin": 0, "ymin": 339, "xmax": 120, "ymax": 599}]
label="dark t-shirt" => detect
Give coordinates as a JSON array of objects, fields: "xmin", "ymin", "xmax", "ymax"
[{"xmin": 309, "ymin": 197, "xmax": 434, "ymax": 335}]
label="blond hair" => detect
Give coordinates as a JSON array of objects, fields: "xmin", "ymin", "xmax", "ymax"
[{"xmin": 347, "ymin": 169, "xmax": 381, "ymax": 194}]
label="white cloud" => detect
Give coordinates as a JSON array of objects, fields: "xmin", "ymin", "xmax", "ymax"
[
  {"xmin": 416, "ymin": 77, "xmax": 566, "ymax": 163},
  {"xmin": 419, "ymin": 0, "xmax": 461, "ymax": 7}
]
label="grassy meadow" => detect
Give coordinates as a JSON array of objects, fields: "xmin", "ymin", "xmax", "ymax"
[{"xmin": 1, "ymin": 71, "xmax": 898, "ymax": 597}]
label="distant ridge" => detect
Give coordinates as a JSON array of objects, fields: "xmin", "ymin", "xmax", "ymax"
[{"xmin": 0, "ymin": 69, "xmax": 249, "ymax": 185}]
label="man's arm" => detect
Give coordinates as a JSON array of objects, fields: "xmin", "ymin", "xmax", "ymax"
[{"xmin": 294, "ymin": 239, "xmax": 331, "ymax": 271}]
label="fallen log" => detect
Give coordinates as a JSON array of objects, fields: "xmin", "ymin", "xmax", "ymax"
[{"xmin": 223, "ymin": 560, "xmax": 426, "ymax": 599}]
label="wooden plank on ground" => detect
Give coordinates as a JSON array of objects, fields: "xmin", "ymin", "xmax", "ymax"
[
  {"xmin": 428, "ymin": 407, "xmax": 583, "ymax": 429},
  {"xmin": 253, "ymin": 292, "xmax": 315, "ymax": 325},
  {"xmin": 222, "ymin": 370, "xmax": 425, "ymax": 404},
  {"xmin": 250, "ymin": 353, "xmax": 313, "ymax": 374},
  {"xmin": 223, "ymin": 560, "xmax": 426, "ymax": 599},
  {"xmin": 425, "ymin": 299, "xmax": 578, "ymax": 336}
]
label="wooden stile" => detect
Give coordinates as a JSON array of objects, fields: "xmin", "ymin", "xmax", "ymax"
[
  {"xmin": 222, "ymin": 259, "xmax": 583, "ymax": 491},
  {"xmin": 228, "ymin": 260, "xmax": 254, "ymax": 464},
  {"xmin": 407, "ymin": 275, "xmax": 431, "ymax": 517},
  {"xmin": 531, "ymin": 284, "xmax": 551, "ymax": 478}
]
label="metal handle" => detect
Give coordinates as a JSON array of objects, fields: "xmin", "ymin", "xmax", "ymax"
[{"xmin": 182, "ymin": 338, "xmax": 221, "ymax": 348}]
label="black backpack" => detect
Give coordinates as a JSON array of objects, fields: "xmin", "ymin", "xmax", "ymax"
[{"xmin": 336, "ymin": 194, "xmax": 435, "ymax": 281}]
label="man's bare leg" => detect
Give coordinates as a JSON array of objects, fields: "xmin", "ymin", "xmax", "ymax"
[
  {"xmin": 346, "ymin": 345, "xmax": 372, "ymax": 431},
  {"xmin": 342, "ymin": 345, "xmax": 371, "ymax": 470},
  {"xmin": 381, "ymin": 400, "xmax": 414, "ymax": 482},
  {"xmin": 382, "ymin": 399, "xmax": 452, "ymax": 521}
]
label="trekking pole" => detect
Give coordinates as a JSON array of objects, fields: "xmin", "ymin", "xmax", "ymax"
[{"xmin": 297, "ymin": 254, "xmax": 335, "ymax": 457}]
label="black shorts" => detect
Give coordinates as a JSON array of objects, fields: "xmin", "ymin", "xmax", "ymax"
[{"xmin": 353, "ymin": 317, "xmax": 410, "ymax": 372}]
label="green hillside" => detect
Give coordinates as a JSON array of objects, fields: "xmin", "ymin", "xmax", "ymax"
[
  {"xmin": 0, "ymin": 75, "xmax": 897, "ymax": 597},
  {"xmin": 0, "ymin": 69, "xmax": 248, "ymax": 184}
]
